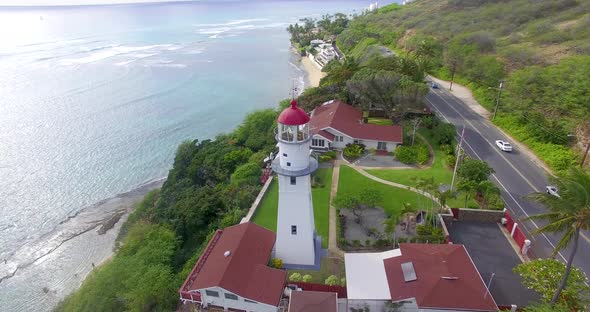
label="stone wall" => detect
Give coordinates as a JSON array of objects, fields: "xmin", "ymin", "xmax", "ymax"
[{"xmin": 447, "ymin": 208, "xmax": 504, "ymax": 223}]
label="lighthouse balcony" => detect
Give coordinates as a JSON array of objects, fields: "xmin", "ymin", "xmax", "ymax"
[{"xmin": 271, "ymin": 155, "xmax": 318, "ymax": 177}]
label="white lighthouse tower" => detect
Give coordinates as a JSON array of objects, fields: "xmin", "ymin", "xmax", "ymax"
[{"xmin": 272, "ymin": 99, "xmax": 319, "ymax": 266}]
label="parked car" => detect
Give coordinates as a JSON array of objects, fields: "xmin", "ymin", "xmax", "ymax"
[
  {"xmin": 431, "ymin": 82, "xmax": 439, "ymax": 89},
  {"xmin": 546, "ymin": 186, "xmax": 560, "ymax": 197},
  {"xmin": 495, "ymin": 140, "xmax": 513, "ymax": 152}
]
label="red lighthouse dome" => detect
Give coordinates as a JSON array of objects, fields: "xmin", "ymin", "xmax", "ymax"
[{"xmin": 277, "ymin": 99, "xmax": 310, "ymax": 125}]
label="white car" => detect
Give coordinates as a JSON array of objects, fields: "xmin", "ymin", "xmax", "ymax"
[
  {"xmin": 546, "ymin": 186, "xmax": 560, "ymax": 198},
  {"xmin": 495, "ymin": 140, "xmax": 513, "ymax": 152}
]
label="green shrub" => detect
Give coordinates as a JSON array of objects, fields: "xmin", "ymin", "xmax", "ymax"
[
  {"xmin": 289, "ymin": 272, "xmax": 302, "ymax": 282},
  {"xmin": 343, "ymin": 143, "xmax": 365, "ymax": 159},
  {"xmin": 302, "ymin": 274, "xmax": 313, "ymax": 283},
  {"xmin": 446, "ymin": 154, "xmax": 457, "ymax": 169},
  {"xmin": 394, "ymin": 144, "xmax": 429, "ymax": 165},
  {"xmin": 324, "ymin": 150, "xmax": 337, "ymax": 159}
]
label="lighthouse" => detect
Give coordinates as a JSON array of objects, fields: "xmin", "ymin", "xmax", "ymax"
[{"xmin": 272, "ymin": 99, "xmax": 319, "ymax": 266}]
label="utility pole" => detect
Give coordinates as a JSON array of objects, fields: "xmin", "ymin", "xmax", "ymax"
[
  {"xmin": 451, "ymin": 125, "xmax": 466, "ymax": 192},
  {"xmin": 492, "ymin": 80, "xmax": 504, "ymax": 121},
  {"xmin": 411, "ymin": 119, "xmax": 422, "ymax": 146},
  {"xmin": 581, "ymin": 143, "xmax": 590, "ymax": 168}
]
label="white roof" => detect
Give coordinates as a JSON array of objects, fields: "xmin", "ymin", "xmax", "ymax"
[{"xmin": 344, "ymin": 249, "xmax": 401, "ymax": 300}]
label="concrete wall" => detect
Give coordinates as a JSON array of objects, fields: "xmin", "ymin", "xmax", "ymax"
[
  {"xmin": 278, "ymin": 139, "xmax": 311, "ymax": 171},
  {"xmin": 200, "ymin": 286, "xmax": 277, "ymax": 312},
  {"xmin": 241, "ymin": 176, "xmax": 273, "ymax": 224},
  {"xmin": 275, "ymin": 174, "xmax": 316, "ymax": 265},
  {"xmin": 450, "ymin": 208, "xmax": 504, "ymax": 223}
]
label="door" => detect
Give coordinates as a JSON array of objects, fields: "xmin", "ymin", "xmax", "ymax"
[{"xmin": 377, "ymin": 141, "xmax": 387, "ymax": 150}]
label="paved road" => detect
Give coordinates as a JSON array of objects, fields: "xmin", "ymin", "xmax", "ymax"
[{"xmin": 424, "ymin": 87, "xmax": 590, "ymax": 277}]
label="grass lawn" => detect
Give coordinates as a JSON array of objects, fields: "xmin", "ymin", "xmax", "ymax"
[
  {"xmin": 251, "ymin": 168, "xmax": 333, "ymax": 248},
  {"xmin": 337, "ymin": 165, "xmax": 430, "ymax": 217},
  {"xmin": 365, "ymin": 129, "xmax": 479, "ymax": 209},
  {"xmin": 367, "ymin": 117, "xmax": 393, "ymax": 126}
]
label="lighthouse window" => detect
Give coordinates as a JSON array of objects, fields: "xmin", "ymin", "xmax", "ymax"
[
  {"xmin": 290, "ymin": 176, "xmax": 296, "ymax": 185},
  {"xmin": 287, "ymin": 162, "xmax": 291, "ymax": 167},
  {"xmin": 283, "ymin": 153, "xmax": 287, "ymax": 157},
  {"xmin": 291, "ymin": 225, "xmax": 297, "ymax": 235}
]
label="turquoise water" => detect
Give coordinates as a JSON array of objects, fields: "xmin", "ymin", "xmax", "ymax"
[{"xmin": 0, "ymin": 1, "xmax": 396, "ymax": 310}]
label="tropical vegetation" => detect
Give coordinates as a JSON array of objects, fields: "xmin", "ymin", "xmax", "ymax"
[
  {"xmin": 526, "ymin": 168, "xmax": 590, "ymax": 308},
  {"xmin": 57, "ymin": 103, "xmax": 286, "ymax": 311}
]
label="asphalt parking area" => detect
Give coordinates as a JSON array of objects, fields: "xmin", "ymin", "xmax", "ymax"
[{"xmin": 445, "ymin": 221, "xmax": 539, "ymax": 308}]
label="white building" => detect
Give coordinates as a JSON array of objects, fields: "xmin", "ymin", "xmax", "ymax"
[
  {"xmin": 345, "ymin": 244, "xmax": 498, "ymax": 312},
  {"xmin": 179, "ymin": 222, "xmax": 287, "ymax": 312},
  {"xmin": 309, "ymin": 100, "xmax": 403, "ymax": 153},
  {"xmin": 272, "ymin": 99, "xmax": 319, "ymax": 266},
  {"xmin": 312, "ymin": 43, "xmax": 337, "ymax": 68}
]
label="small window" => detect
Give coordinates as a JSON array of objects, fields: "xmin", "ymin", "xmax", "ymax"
[
  {"xmin": 205, "ymin": 290, "xmax": 219, "ymax": 297},
  {"xmin": 287, "ymin": 162, "xmax": 291, "ymax": 166},
  {"xmin": 290, "ymin": 176, "xmax": 296, "ymax": 185},
  {"xmin": 291, "ymin": 225, "xmax": 297, "ymax": 235},
  {"xmin": 224, "ymin": 293, "xmax": 238, "ymax": 300},
  {"xmin": 283, "ymin": 153, "xmax": 287, "ymax": 157},
  {"xmin": 245, "ymin": 299, "xmax": 257, "ymax": 304}
]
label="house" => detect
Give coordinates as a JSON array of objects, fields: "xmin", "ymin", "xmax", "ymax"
[
  {"xmin": 179, "ymin": 222, "xmax": 288, "ymax": 312},
  {"xmin": 345, "ymin": 243, "xmax": 498, "ymax": 312},
  {"xmin": 309, "ymin": 100, "xmax": 403, "ymax": 152},
  {"xmin": 312, "ymin": 43, "xmax": 337, "ymax": 68}
]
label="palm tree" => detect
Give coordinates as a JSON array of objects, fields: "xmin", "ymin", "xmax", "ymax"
[
  {"xmin": 527, "ymin": 168, "xmax": 590, "ymax": 304},
  {"xmin": 383, "ymin": 214, "xmax": 399, "ymax": 249}
]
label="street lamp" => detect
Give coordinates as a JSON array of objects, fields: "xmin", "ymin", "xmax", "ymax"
[{"xmin": 488, "ymin": 80, "xmax": 504, "ymax": 121}]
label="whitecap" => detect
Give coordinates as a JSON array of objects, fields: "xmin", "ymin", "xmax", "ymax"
[
  {"xmin": 197, "ymin": 27, "xmax": 231, "ymax": 35},
  {"xmin": 59, "ymin": 44, "xmax": 173, "ymax": 65},
  {"xmin": 193, "ymin": 18, "xmax": 268, "ymax": 27}
]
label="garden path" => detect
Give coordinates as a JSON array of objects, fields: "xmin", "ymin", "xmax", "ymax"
[{"xmin": 328, "ymin": 160, "xmax": 345, "ymax": 258}]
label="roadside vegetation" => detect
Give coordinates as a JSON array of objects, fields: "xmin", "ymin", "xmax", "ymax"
[
  {"xmin": 339, "ymin": 0, "xmax": 590, "ymax": 171},
  {"xmin": 56, "ymin": 102, "xmax": 287, "ymax": 311}
]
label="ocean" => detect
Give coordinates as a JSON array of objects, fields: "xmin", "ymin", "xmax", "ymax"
[{"xmin": 0, "ymin": 0, "xmax": 395, "ymax": 310}]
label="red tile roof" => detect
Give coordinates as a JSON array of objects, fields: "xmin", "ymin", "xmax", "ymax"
[
  {"xmin": 384, "ymin": 244, "xmax": 497, "ymax": 311},
  {"xmin": 289, "ymin": 291, "xmax": 338, "ymax": 312},
  {"xmin": 278, "ymin": 99, "xmax": 311, "ymax": 125},
  {"xmin": 316, "ymin": 130, "xmax": 335, "ymax": 141},
  {"xmin": 310, "ymin": 100, "xmax": 402, "ymax": 143},
  {"xmin": 180, "ymin": 222, "xmax": 287, "ymax": 306}
]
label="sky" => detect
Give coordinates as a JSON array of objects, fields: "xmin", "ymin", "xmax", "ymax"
[{"xmin": 0, "ymin": 0, "xmax": 191, "ymax": 6}]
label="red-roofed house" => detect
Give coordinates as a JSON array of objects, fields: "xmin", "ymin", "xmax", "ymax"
[
  {"xmin": 179, "ymin": 222, "xmax": 287, "ymax": 312},
  {"xmin": 309, "ymin": 100, "xmax": 402, "ymax": 152},
  {"xmin": 345, "ymin": 243, "xmax": 498, "ymax": 312}
]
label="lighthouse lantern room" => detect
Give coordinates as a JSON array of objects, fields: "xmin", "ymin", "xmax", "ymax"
[{"xmin": 272, "ymin": 99, "xmax": 319, "ymax": 266}]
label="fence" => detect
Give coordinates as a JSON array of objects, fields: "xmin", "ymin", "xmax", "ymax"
[
  {"xmin": 503, "ymin": 209, "xmax": 529, "ymax": 251},
  {"xmin": 290, "ymin": 282, "xmax": 347, "ymax": 298}
]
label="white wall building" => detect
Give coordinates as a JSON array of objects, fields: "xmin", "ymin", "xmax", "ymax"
[
  {"xmin": 272, "ymin": 99, "xmax": 319, "ymax": 266},
  {"xmin": 309, "ymin": 100, "xmax": 403, "ymax": 153},
  {"xmin": 179, "ymin": 222, "xmax": 287, "ymax": 312}
]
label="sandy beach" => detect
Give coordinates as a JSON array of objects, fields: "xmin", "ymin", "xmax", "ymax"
[{"xmin": 301, "ymin": 55, "xmax": 327, "ymax": 88}]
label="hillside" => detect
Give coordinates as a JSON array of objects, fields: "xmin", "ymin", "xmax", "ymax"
[{"xmin": 332, "ymin": 0, "xmax": 590, "ymax": 171}]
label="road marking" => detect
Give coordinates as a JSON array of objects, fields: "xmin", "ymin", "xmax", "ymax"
[
  {"xmin": 428, "ymin": 92, "xmax": 590, "ymax": 246},
  {"xmin": 426, "ymin": 94, "xmax": 540, "ymax": 193},
  {"xmin": 459, "ymin": 136, "xmax": 569, "ymax": 262}
]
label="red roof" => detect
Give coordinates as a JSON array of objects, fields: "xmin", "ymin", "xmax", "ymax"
[
  {"xmin": 289, "ymin": 291, "xmax": 338, "ymax": 312},
  {"xmin": 278, "ymin": 99, "xmax": 310, "ymax": 125},
  {"xmin": 310, "ymin": 100, "xmax": 402, "ymax": 143},
  {"xmin": 384, "ymin": 244, "xmax": 497, "ymax": 311},
  {"xmin": 180, "ymin": 222, "xmax": 287, "ymax": 306}
]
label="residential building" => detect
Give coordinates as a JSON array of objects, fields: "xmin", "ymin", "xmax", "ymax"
[
  {"xmin": 179, "ymin": 222, "xmax": 287, "ymax": 312},
  {"xmin": 309, "ymin": 100, "xmax": 403, "ymax": 152},
  {"xmin": 345, "ymin": 243, "xmax": 498, "ymax": 311}
]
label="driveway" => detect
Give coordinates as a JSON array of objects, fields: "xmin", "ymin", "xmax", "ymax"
[
  {"xmin": 445, "ymin": 221, "xmax": 539, "ymax": 307},
  {"xmin": 355, "ymin": 153, "xmax": 413, "ymax": 168}
]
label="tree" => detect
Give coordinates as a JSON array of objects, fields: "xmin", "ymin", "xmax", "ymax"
[
  {"xmin": 334, "ymin": 193, "xmax": 363, "ymax": 223},
  {"xmin": 457, "ymin": 180, "xmax": 477, "ymax": 208},
  {"xmin": 476, "ymin": 180, "xmax": 501, "ymax": 209},
  {"xmin": 383, "ymin": 214, "xmax": 399, "ymax": 248},
  {"xmin": 523, "ymin": 302, "xmax": 570, "ymax": 312},
  {"xmin": 230, "ymin": 162, "xmax": 261, "ymax": 187},
  {"xmin": 457, "ymin": 158, "xmax": 494, "ymax": 183},
  {"xmin": 346, "ymin": 69, "xmax": 428, "ymax": 120},
  {"xmin": 514, "ymin": 259, "xmax": 590, "ymax": 308},
  {"xmin": 526, "ymin": 168, "xmax": 590, "ymax": 305},
  {"xmin": 320, "ymin": 57, "xmax": 360, "ymax": 87}
]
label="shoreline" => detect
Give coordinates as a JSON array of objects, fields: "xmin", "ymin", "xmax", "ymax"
[
  {"xmin": 0, "ymin": 178, "xmax": 165, "ymax": 312},
  {"xmin": 300, "ymin": 54, "xmax": 327, "ymax": 88}
]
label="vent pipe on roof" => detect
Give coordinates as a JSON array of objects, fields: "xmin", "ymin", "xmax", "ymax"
[{"xmin": 224, "ymin": 250, "xmax": 231, "ymax": 257}]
